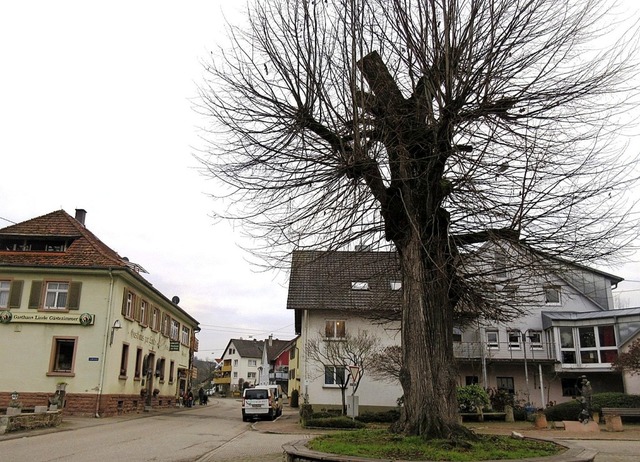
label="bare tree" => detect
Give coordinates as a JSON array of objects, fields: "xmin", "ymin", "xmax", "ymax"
[
  {"xmin": 306, "ymin": 329, "xmax": 381, "ymax": 415},
  {"xmin": 369, "ymin": 345, "xmax": 402, "ymax": 384},
  {"xmin": 197, "ymin": 0, "xmax": 640, "ymax": 438}
]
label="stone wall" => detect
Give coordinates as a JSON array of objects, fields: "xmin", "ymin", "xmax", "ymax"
[
  {"xmin": 0, "ymin": 392, "xmax": 177, "ymax": 417},
  {"xmin": 0, "ymin": 410, "xmax": 62, "ymax": 435}
]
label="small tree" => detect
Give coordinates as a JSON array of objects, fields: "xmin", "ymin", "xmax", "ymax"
[
  {"xmin": 613, "ymin": 338, "xmax": 640, "ymax": 375},
  {"xmin": 306, "ymin": 329, "xmax": 381, "ymax": 415}
]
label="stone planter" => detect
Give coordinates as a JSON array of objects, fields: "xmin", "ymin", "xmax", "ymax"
[
  {"xmin": 605, "ymin": 414, "xmax": 623, "ymax": 432},
  {"xmin": 534, "ymin": 411, "xmax": 548, "ymax": 429}
]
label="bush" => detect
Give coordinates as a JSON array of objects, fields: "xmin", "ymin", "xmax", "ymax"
[
  {"xmin": 304, "ymin": 416, "xmax": 367, "ymax": 429},
  {"xmin": 457, "ymin": 384, "xmax": 491, "ymax": 413},
  {"xmin": 290, "ymin": 389, "xmax": 299, "ymax": 408},
  {"xmin": 299, "ymin": 404, "xmax": 314, "ymax": 422},
  {"xmin": 544, "ymin": 393, "xmax": 640, "ymax": 421},
  {"xmin": 355, "ymin": 409, "xmax": 401, "ymax": 423}
]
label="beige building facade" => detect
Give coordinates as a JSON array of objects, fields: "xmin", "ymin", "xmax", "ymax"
[{"xmin": 0, "ymin": 209, "xmax": 199, "ymax": 416}]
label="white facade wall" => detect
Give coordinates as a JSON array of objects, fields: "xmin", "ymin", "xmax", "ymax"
[{"xmin": 299, "ymin": 310, "xmax": 402, "ymax": 409}]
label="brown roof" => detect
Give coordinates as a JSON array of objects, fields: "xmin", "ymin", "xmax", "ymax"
[
  {"xmin": 286, "ymin": 250, "xmax": 402, "ymax": 313},
  {"xmin": 0, "ymin": 209, "xmax": 127, "ymax": 268}
]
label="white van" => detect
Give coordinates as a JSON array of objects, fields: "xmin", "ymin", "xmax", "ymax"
[{"xmin": 241, "ymin": 386, "xmax": 282, "ymax": 421}]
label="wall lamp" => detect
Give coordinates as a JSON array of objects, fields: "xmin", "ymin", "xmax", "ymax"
[{"xmin": 110, "ymin": 319, "xmax": 122, "ymax": 346}]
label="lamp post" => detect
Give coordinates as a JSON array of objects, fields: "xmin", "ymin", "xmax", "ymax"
[{"xmin": 110, "ymin": 319, "xmax": 122, "ymax": 346}]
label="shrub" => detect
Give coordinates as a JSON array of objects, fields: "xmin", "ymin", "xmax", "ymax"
[
  {"xmin": 304, "ymin": 416, "xmax": 366, "ymax": 429},
  {"xmin": 487, "ymin": 387, "xmax": 515, "ymax": 411},
  {"xmin": 299, "ymin": 404, "xmax": 314, "ymax": 422},
  {"xmin": 457, "ymin": 384, "xmax": 491, "ymax": 413},
  {"xmin": 355, "ymin": 409, "xmax": 401, "ymax": 423},
  {"xmin": 544, "ymin": 393, "xmax": 640, "ymax": 421}
]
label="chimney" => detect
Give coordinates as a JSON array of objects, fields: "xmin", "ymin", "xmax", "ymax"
[
  {"xmin": 269, "ymin": 334, "xmax": 273, "ymax": 347},
  {"xmin": 75, "ymin": 209, "xmax": 87, "ymax": 226}
]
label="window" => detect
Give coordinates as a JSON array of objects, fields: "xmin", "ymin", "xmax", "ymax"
[
  {"xmin": 151, "ymin": 307, "xmax": 160, "ymax": 331},
  {"xmin": 496, "ymin": 377, "xmax": 515, "ymax": 394},
  {"xmin": 325, "ymin": 320, "xmax": 346, "ymax": 339},
  {"xmin": 351, "ymin": 281, "xmax": 369, "ymax": 290},
  {"xmin": 544, "ymin": 285, "xmax": 561, "ymax": 304},
  {"xmin": 289, "ymin": 348, "xmax": 296, "ymax": 360},
  {"xmin": 324, "ymin": 365, "xmax": 347, "ymax": 386},
  {"xmin": 233, "ymin": 372, "xmax": 238, "ymax": 378},
  {"xmin": 289, "ymin": 369, "xmax": 296, "ymax": 380},
  {"xmin": 233, "ymin": 359, "xmax": 238, "ymax": 367},
  {"xmin": 45, "ymin": 282, "xmax": 69, "ymax": 310},
  {"xmin": 465, "ymin": 376, "xmax": 479, "ymax": 385},
  {"xmin": 389, "ymin": 280, "xmax": 402, "ymax": 291},
  {"xmin": 247, "ymin": 372, "xmax": 256, "ymax": 379},
  {"xmin": 161, "ymin": 313, "xmax": 170, "ymax": 337},
  {"xmin": 49, "ymin": 337, "xmax": 77, "ymax": 375},
  {"xmin": 453, "ymin": 327, "xmax": 462, "ymax": 343},
  {"xmin": 0, "ymin": 281, "xmax": 10, "ymax": 308},
  {"xmin": 486, "ymin": 329, "xmax": 499, "ymax": 349},
  {"xmin": 248, "ymin": 359, "xmax": 257, "ymax": 367},
  {"xmin": 558, "ymin": 325, "xmax": 618, "ymax": 366},
  {"xmin": 181, "ymin": 325, "xmax": 190, "ymax": 346},
  {"xmin": 138, "ymin": 300, "xmax": 148, "ymax": 326},
  {"xmin": 508, "ymin": 330, "xmax": 521, "ymax": 349},
  {"xmin": 123, "ymin": 290, "xmax": 135, "ymax": 319},
  {"xmin": 156, "ymin": 358, "xmax": 165, "ymax": 381},
  {"xmin": 169, "ymin": 360, "xmax": 175, "ymax": 383},
  {"xmin": 170, "ymin": 319, "xmax": 180, "ymax": 341},
  {"xmin": 528, "ymin": 330, "xmax": 543, "ymax": 349},
  {"xmin": 119, "ymin": 343, "xmax": 129, "ymax": 378},
  {"xmin": 134, "ymin": 348, "xmax": 143, "ymax": 380},
  {"xmin": 228, "ymin": 348, "xmax": 236, "ymax": 355}
]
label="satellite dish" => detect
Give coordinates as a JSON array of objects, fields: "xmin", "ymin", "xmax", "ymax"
[{"xmin": 171, "ymin": 296, "xmax": 180, "ymax": 305}]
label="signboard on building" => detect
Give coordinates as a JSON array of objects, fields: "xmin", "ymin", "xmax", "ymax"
[
  {"xmin": 169, "ymin": 340, "xmax": 180, "ymax": 351},
  {"xmin": 0, "ymin": 311, "xmax": 94, "ymax": 326}
]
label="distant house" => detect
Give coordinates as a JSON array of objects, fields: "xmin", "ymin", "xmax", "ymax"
[
  {"xmin": 217, "ymin": 336, "xmax": 295, "ymax": 395},
  {"xmin": 0, "ymin": 209, "xmax": 200, "ymax": 416},
  {"xmin": 287, "ymin": 248, "xmax": 638, "ymax": 413}
]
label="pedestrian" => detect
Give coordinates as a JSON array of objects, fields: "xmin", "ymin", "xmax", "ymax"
[
  {"xmin": 198, "ymin": 387, "xmax": 205, "ymax": 405},
  {"xmin": 187, "ymin": 389, "xmax": 194, "ymax": 407}
]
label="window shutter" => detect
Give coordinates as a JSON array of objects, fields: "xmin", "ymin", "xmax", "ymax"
[
  {"xmin": 67, "ymin": 282, "xmax": 82, "ymax": 310},
  {"xmin": 121, "ymin": 289, "xmax": 129, "ymax": 316},
  {"xmin": 28, "ymin": 280, "xmax": 43, "ymax": 309},
  {"xmin": 8, "ymin": 280, "xmax": 24, "ymax": 309}
]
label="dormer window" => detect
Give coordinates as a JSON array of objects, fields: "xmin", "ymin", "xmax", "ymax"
[
  {"xmin": 390, "ymin": 280, "xmax": 402, "ymax": 291},
  {"xmin": 351, "ymin": 282, "xmax": 369, "ymax": 290},
  {"xmin": 0, "ymin": 237, "xmax": 71, "ymax": 252}
]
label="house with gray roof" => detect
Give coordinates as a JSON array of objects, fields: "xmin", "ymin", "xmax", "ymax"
[{"xmin": 286, "ymin": 248, "xmax": 640, "ymax": 414}]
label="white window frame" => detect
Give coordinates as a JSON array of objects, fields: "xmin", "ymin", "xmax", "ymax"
[
  {"xmin": 0, "ymin": 280, "xmax": 10, "ymax": 308},
  {"xmin": 44, "ymin": 282, "xmax": 69, "ymax": 310},
  {"xmin": 508, "ymin": 330, "xmax": 521, "ymax": 349},
  {"xmin": 248, "ymin": 359, "xmax": 257, "ymax": 367},
  {"xmin": 486, "ymin": 329, "xmax": 499, "ymax": 349},
  {"xmin": 170, "ymin": 319, "xmax": 180, "ymax": 341},
  {"xmin": 324, "ymin": 365, "xmax": 347, "ymax": 387},
  {"xmin": 180, "ymin": 325, "xmax": 190, "ymax": 346},
  {"xmin": 325, "ymin": 320, "xmax": 346, "ymax": 339},
  {"xmin": 544, "ymin": 285, "xmax": 561, "ymax": 305}
]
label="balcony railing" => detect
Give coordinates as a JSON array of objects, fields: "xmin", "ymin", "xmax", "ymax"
[{"xmin": 454, "ymin": 340, "xmax": 556, "ymax": 362}]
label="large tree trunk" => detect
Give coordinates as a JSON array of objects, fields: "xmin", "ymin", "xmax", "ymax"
[{"xmin": 392, "ymin": 212, "xmax": 471, "ymax": 440}]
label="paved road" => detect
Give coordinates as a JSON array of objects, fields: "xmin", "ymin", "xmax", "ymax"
[
  {"xmin": 0, "ymin": 398, "xmax": 309, "ymax": 462},
  {"xmin": 2, "ymin": 399, "xmax": 640, "ymax": 461}
]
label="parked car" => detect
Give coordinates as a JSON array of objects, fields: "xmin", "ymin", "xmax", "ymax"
[{"xmin": 241, "ymin": 386, "xmax": 282, "ymax": 421}]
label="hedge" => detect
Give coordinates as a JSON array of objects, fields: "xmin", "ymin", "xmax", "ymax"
[{"xmin": 544, "ymin": 393, "xmax": 640, "ymax": 421}]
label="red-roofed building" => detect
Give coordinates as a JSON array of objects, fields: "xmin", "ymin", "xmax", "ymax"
[{"xmin": 0, "ymin": 209, "xmax": 200, "ymax": 416}]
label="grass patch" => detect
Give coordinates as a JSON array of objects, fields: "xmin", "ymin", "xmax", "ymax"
[{"xmin": 307, "ymin": 429, "xmax": 563, "ymax": 461}]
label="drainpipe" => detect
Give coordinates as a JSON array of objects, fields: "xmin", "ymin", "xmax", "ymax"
[{"xmin": 95, "ymin": 269, "xmax": 115, "ymax": 418}]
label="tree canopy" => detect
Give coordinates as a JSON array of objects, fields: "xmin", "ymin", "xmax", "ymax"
[{"xmin": 197, "ymin": 0, "xmax": 640, "ymax": 439}]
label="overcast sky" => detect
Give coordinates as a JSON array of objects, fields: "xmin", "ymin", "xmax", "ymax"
[{"xmin": 2, "ymin": 1, "xmax": 640, "ymax": 359}]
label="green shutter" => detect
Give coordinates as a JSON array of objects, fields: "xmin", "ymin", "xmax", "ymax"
[
  {"xmin": 8, "ymin": 280, "xmax": 23, "ymax": 309},
  {"xmin": 67, "ymin": 282, "xmax": 82, "ymax": 310},
  {"xmin": 28, "ymin": 280, "xmax": 43, "ymax": 309}
]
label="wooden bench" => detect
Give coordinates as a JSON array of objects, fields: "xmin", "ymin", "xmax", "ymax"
[
  {"xmin": 460, "ymin": 411, "xmax": 506, "ymax": 422},
  {"xmin": 601, "ymin": 407, "xmax": 640, "ymax": 417}
]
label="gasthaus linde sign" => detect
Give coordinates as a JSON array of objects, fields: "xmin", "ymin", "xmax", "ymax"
[{"xmin": 0, "ymin": 311, "xmax": 95, "ymax": 326}]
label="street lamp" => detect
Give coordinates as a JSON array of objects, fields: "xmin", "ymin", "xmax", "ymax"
[{"xmin": 110, "ymin": 319, "xmax": 122, "ymax": 346}]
